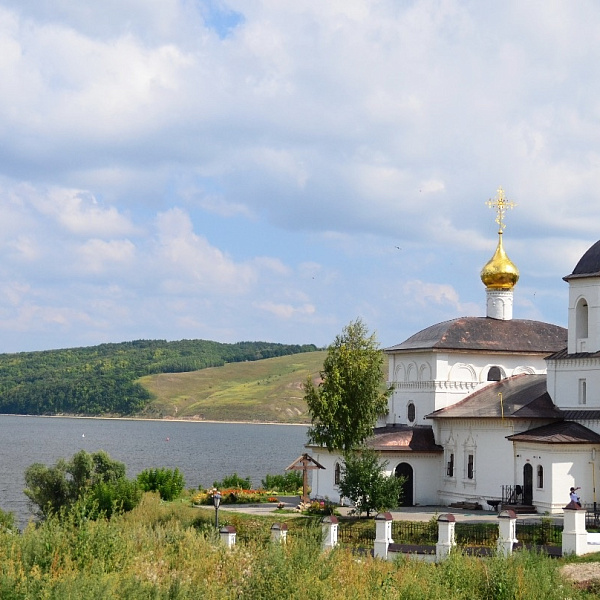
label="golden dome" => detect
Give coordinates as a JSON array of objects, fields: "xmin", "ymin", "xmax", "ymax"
[{"xmin": 480, "ymin": 232, "xmax": 519, "ymax": 289}]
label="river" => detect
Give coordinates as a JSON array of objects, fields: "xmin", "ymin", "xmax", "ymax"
[{"xmin": 0, "ymin": 415, "xmax": 310, "ymax": 528}]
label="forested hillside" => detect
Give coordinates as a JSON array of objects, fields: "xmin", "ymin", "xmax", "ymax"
[{"xmin": 0, "ymin": 340, "xmax": 318, "ymax": 416}]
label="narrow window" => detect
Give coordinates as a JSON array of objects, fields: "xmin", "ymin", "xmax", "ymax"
[
  {"xmin": 334, "ymin": 462, "xmax": 341, "ymax": 485},
  {"xmin": 537, "ymin": 465, "xmax": 544, "ymax": 489},
  {"xmin": 579, "ymin": 379, "xmax": 587, "ymax": 405},
  {"xmin": 467, "ymin": 454, "xmax": 474, "ymax": 480},
  {"xmin": 407, "ymin": 402, "xmax": 416, "ymax": 423},
  {"xmin": 446, "ymin": 453, "xmax": 454, "ymax": 477}
]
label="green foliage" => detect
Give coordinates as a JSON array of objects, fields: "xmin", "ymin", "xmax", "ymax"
[
  {"xmin": 0, "ymin": 507, "xmax": 16, "ymax": 532},
  {"xmin": 213, "ymin": 473, "xmax": 252, "ymax": 490},
  {"xmin": 337, "ymin": 447, "xmax": 404, "ymax": 517},
  {"xmin": 24, "ymin": 450, "xmax": 141, "ymax": 520},
  {"xmin": 0, "ymin": 496, "xmax": 583, "ymax": 599},
  {"xmin": 305, "ymin": 318, "xmax": 391, "ymax": 452},
  {"xmin": 137, "ymin": 467, "xmax": 185, "ymax": 501},
  {"xmin": 261, "ymin": 471, "xmax": 303, "ymax": 492},
  {"xmin": 0, "ymin": 339, "xmax": 318, "ymax": 416}
]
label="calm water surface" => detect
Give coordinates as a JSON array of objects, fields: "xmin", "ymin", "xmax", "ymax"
[{"xmin": 0, "ymin": 415, "xmax": 309, "ymax": 527}]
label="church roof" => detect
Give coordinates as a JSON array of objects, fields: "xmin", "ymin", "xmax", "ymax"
[
  {"xmin": 564, "ymin": 239, "xmax": 600, "ymax": 281},
  {"xmin": 366, "ymin": 425, "xmax": 442, "ymax": 453},
  {"xmin": 561, "ymin": 410, "xmax": 600, "ymax": 421},
  {"xmin": 426, "ymin": 374, "xmax": 564, "ymax": 420},
  {"xmin": 547, "ymin": 347, "xmax": 600, "ymax": 361},
  {"xmin": 385, "ymin": 317, "xmax": 567, "ymax": 354},
  {"xmin": 506, "ymin": 421, "xmax": 600, "ymax": 444}
]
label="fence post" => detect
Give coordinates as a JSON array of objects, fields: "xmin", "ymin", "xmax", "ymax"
[
  {"xmin": 270, "ymin": 523, "xmax": 288, "ymax": 544},
  {"xmin": 374, "ymin": 512, "xmax": 393, "ymax": 560},
  {"xmin": 322, "ymin": 515, "xmax": 339, "ymax": 551},
  {"xmin": 436, "ymin": 514, "xmax": 456, "ymax": 561},
  {"xmin": 563, "ymin": 500, "xmax": 587, "ymax": 556},
  {"xmin": 497, "ymin": 509, "xmax": 517, "ymax": 555},
  {"xmin": 219, "ymin": 525, "xmax": 237, "ymax": 548}
]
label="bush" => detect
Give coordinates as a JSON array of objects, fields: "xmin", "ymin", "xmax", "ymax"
[
  {"xmin": 261, "ymin": 471, "xmax": 303, "ymax": 493},
  {"xmin": 212, "ymin": 473, "xmax": 252, "ymax": 490},
  {"xmin": 24, "ymin": 449, "xmax": 141, "ymax": 520},
  {"xmin": 137, "ymin": 467, "xmax": 186, "ymax": 501},
  {"xmin": 0, "ymin": 507, "xmax": 15, "ymax": 532}
]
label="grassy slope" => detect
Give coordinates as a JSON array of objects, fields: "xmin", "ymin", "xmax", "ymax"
[{"xmin": 137, "ymin": 351, "xmax": 327, "ymax": 423}]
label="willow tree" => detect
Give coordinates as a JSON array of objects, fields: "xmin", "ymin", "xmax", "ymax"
[{"xmin": 304, "ymin": 318, "xmax": 391, "ymax": 452}]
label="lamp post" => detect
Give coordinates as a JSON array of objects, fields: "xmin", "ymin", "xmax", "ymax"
[{"xmin": 213, "ymin": 491, "xmax": 221, "ymax": 529}]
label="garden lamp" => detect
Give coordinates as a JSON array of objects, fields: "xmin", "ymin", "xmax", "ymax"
[{"xmin": 213, "ymin": 491, "xmax": 222, "ymax": 528}]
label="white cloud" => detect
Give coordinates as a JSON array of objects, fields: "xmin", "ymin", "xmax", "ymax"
[
  {"xmin": 35, "ymin": 189, "xmax": 137, "ymax": 237},
  {"xmin": 254, "ymin": 301, "xmax": 316, "ymax": 320},
  {"xmin": 154, "ymin": 207, "xmax": 257, "ymax": 294},
  {"xmin": 77, "ymin": 239, "xmax": 136, "ymax": 274}
]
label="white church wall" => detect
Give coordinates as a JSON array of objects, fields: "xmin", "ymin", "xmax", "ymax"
[
  {"xmin": 384, "ymin": 453, "xmax": 441, "ymax": 505},
  {"xmin": 547, "ymin": 357, "xmax": 600, "ymax": 409},
  {"xmin": 308, "ymin": 448, "xmax": 441, "ymax": 506},
  {"xmin": 309, "ymin": 450, "xmax": 340, "ymax": 502},
  {"xmin": 437, "ymin": 420, "xmax": 516, "ymax": 506},
  {"xmin": 548, "ymin": 451, "xmax": 597, "ymax": 513},
  {"xmin": 509, "ymin": 444, "xmax": 600, "ymax": 513},
  {"xmin": 387, "ymin": 350, "xmax": 549, "ymax": 426},
  {"xmin": 567, "ymin": 278, "xmax": 600, "ymax": 354}
]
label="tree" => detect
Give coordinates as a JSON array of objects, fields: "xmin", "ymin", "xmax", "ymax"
[
  {"xmin": 337, "ymin": 447, "xmax": 404, "ymax": 517},
  {"xmin": 24, "ymin": 450, "xmax": 140, "ymax": 519},
  {"xmin": 304, "ymin": 318, "xmax": 391, "ymax": 452}
]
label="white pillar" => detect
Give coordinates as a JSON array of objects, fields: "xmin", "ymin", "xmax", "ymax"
[
  {"xmin": 497, "ymin": 509, "xmax": 517, "ymax": 555},
  {"xmin": 374, "ymin": 512, "xmax": 393, "ymax": 560},
  {"xmin": 563, "ymin": 500, "xmax": 587, "ymax": 556},
  {"xmin": 270, "ymin": 523, "xmax": 288, "ymax": 544},
  {"xmin": 219, "ymin": 525, "xmax": 237, "ymax": 548},
  {"xmin": 321, "ymin": 515, "xmax": 338, "ymax": 551},
  {"xmin": 436, "ymin": 514, "xmax": 456, "ymax": 561}
]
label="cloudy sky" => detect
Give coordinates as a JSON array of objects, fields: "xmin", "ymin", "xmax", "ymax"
[{"xmin": 0, "ymin": 0, "xmax": 598, "ymax": 353}]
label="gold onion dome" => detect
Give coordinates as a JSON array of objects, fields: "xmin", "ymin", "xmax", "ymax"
[{"xmin": 480, "ymin": 232, "xmax": 519, "ymax": 289}]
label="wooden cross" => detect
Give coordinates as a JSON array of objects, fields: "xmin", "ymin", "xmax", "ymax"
[
  {"xmin": 485, "ymin": 186, "xmax": 516, "ymax": 232},
  {"xmin": 286, "ymin": 453, "xmax": 326, "ymax": 504}
]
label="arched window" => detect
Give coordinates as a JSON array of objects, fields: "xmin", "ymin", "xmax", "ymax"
[
  {"xmin": 487, "ymin": 366, "xmax": 502, "ymax": 382},
  {"xmin": 407, "ymin": 402, "xmax": 416, "ymax": 423},
  {"xmin": 334, "ymin": 462, "xmax": 341, "ymax": 485},
  {"xmin": 576, "ymin": 298, "xmax": 589, "ymax": 342},
  {"xmin": 537, "ymin": 465, "xmax": 544, "ymax": 489}
]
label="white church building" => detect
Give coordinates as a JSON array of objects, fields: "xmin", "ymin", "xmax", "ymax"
[{"xmin": 309, "ymin": 190, "xmax": 600, "ymax": 514}]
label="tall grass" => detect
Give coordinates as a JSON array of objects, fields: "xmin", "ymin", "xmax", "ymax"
[{"xmin": 0, "ymin": 494, "xmax": 592, "ymax": 599}]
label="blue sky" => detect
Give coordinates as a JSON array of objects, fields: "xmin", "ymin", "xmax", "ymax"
[{"xmin": 0, "ymin": 0, "xmax": 598, "ymax": 353}]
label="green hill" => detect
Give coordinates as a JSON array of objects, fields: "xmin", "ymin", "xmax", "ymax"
[
  {"xmin": 138, "ymin": 351, "xmax": 326, "ymax": 423},
  {"xmin": 0, "ymin": 340, "xmax": 319, "ymax": 417}
]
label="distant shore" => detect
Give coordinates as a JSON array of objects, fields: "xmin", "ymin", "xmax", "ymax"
[{"xmin": 0, "ymin": 413, "xmax": 310, "ymax": 426}]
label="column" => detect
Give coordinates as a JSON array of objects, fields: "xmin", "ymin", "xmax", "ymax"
[{"xmin": 436, "ymin": 514, "xmax": 456, "ymax": 561}]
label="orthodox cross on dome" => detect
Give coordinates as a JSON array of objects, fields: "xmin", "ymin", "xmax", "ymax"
[{"xmin": 485, "ymin": 187, "xmax": 516, "ymax": 233}]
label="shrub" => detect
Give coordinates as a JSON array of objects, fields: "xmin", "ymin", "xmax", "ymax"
[
  {"xmin": 0, "ymin": 507, "xmax": 15, "ymax": 532},
  {"xmin": 137, "ymin": 467, "xmax": 186, "ymax": 501},
  {"xmin": 261, "ymin": 471, "xmax": 303, "ymax": 493},
  {"xmin": 24, "ymin": 450, "xmax": 141, "ymax": 520},
  {"xmin": 212, "ymin": 473, "xmax": 252, "ymax": 490}
]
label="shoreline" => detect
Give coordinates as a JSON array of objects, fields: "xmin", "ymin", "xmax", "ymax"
[{"xmin": 0, "ymin": 413, "xmax": 310, "ymax": 427}]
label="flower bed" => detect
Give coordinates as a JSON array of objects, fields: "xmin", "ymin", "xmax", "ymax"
[{"xmin": 191, "ymin": 488, "xmax": 277, "ymax": 505}]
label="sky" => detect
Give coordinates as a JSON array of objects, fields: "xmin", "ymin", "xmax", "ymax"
[{"xmin": 0, "ymin": 0, "xmax": 599, "ymax": 354}]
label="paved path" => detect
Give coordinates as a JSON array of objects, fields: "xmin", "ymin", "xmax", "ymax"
[{"xmin": 216, "ymin": 501, "xmax": 551, "ymax": 523}]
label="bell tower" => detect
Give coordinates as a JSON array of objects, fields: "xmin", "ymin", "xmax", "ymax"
[{"xmin": 564, "ymin": 240, "xmax": 600, "ymax": 354}]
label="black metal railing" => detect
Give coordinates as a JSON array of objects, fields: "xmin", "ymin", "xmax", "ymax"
[
  {"xmin": 516, "ymin": 519, "xmax": 562, "ymax": 546},
  {"xmin": 502, "ymin": 484, "xmax": 523, "ymax": 505}
]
